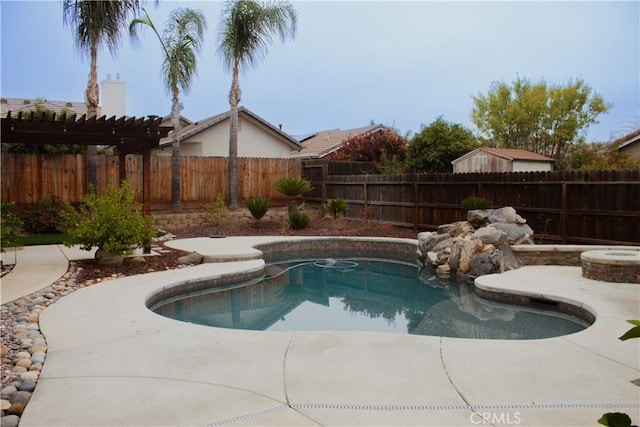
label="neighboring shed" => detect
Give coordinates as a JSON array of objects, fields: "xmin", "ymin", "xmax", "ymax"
[
  {"xmin": 614, "ymin": 129, "xmax": 640, "ymax": 159},
  {"xmin": 292, "ymin": 124, "xmax": 385, "ymax": 159},
  {"xmin": 155, "ymin": 106, "xmax": 302, "ymax": 158},
  {"xmin": 452, "ymin": 147, "xmax": 554, "ymax": 173}
]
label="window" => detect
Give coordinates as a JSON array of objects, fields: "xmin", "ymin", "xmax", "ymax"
[{"xmin": 474, "ymin": 155, "xmax": 488, "ymax": 165}]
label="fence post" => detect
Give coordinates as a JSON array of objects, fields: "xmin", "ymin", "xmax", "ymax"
[
  {"xmin": 363, "ymin": 179, "xmax": 368, "ymax": 224},
  {"xmin": 321, "ymin": 162, "xmax": 328, "ymax": 204},
  {"xmin": 414, "ymin": 180, "xmax": 418, "ymax": 230},
  {"xmin": 561, "ymin": 181, "xmax": 568, "ymax": 243}
]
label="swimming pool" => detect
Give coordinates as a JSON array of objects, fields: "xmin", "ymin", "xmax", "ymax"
[{"xmin": 151, "ymin": 257, "xmax": 591, "ymax": 339}]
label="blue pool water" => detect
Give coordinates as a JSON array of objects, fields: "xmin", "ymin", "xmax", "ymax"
[{"xmin": 152, "ymin": 258, "xmax": 590, "ymax": 339}]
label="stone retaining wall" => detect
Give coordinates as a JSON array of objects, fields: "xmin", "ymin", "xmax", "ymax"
[{"xmin": 154, "ymin": 207, "xmax": 294, "ymax": 230}]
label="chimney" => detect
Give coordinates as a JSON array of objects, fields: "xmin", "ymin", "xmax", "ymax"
[{"xmin": 100, "ymin": 73, "xmax": 126, "ymax": 118}]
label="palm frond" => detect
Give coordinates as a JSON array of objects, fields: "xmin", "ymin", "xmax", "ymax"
[
  {"xmin": 217, "ymin": 0, "xmax": 297, "ymax": 73},
  {"xmin": 63, "ymin": 0, "xmax": 142, "ymax": 58}
]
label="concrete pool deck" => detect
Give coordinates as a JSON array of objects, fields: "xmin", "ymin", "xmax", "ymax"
[{"xmin": 8, "ymin": 237, "xmax": 640, "ymax": 426}]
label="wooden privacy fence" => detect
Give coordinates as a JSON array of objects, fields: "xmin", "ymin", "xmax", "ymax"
[
  {"xmin": 302, "ymin": 161, "xmax": 640, "ymax": 245},
  {"xmin": 1, "ymin": 154, "xmax": 302, "ymax": 208}
]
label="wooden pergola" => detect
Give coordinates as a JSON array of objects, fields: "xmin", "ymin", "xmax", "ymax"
[{"xmin": 1, "ymin": 111, "xmax": 171, "ymax": 213}]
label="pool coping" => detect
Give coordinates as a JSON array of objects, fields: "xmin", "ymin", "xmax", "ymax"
[{"xmin": 21, "ymin": 237, "xmax": 640, "ymax": 426}]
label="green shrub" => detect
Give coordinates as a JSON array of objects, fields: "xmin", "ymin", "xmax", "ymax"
[
  {"xmin": 22, "ymin": 196, "xmax": 63, "ymax": 234},
  {"xmin": 59, "ymin": 180, "xmax": 156, "ymax": 256},
  {"xmin": 1, "ymin": 202, "xmax": 23, "ymax": 250},
  {"xmin": 324, "ymin": 198, "xmax": 347, "ymax": 219},
  {"xmin": 205, "ymin": 193, "xmax": 229, "ymax": 225},
  {"xmin": 375, "ymin": 152, "xmax": 406, "ymax": 174},
  {"xmin": 245, "ymin": 197, "xmax": 271, "ymax": 220},
  {"xmin": 462, "ymin": 196, "xmax": 490, "ymax": 210},
  {"xmin": 288, "ymin": 211, "xmax": 311, "ymax": 230},
  {"xmin": 205, "ymin": 193, "xmax": 228, "ymax": 236}
]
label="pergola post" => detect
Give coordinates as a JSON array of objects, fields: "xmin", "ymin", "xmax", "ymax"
[
  {"xmin": 119, "ymin": 153, "xmax": 127, "ymax": 185},
  {"xmin": 142, "ymin": 149, "xmax": 151, "ymax": 216}
]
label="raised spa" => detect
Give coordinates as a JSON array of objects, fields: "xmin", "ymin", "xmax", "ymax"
[{"xmin": 581, "ymin": 249, "xmax": 640, "ymax": 284}]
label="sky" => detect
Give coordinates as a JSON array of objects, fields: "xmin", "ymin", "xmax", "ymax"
[{"xmin": 1, "ymin": 0, "xmax": 638, "ymax": 143}]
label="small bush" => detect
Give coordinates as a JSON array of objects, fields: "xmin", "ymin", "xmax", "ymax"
[
  {"xmin": 22, "ymin": 196, "xmax": 63, "ymax": 234},
  {"xmin": 205, "ymin": 193, "xmax": 228, "ymax": 225},
  {"xmin": 245, "ymin": 197, "xmax": 271, "ymax": 220},
  {"xmin": 324, "ymin": 198, "xmax": 347, "ymax": 219},
  {"xmin": 462, "ymin": 197, "xmax": 490, "ymax": 210},
  {"xmin": 205, "ymin": 193, "xmax": 229, "ymax": 236},
  {"xmin": 59, "ymin": 180, "xmax": 156, "ymax": 255},
  {"xmin": 288, "ymin": 211, "xmax": 311, "ymax": 230},
  {"xmin": 1, "ymin": 202, "xmax": 23, "ymax": 250}
]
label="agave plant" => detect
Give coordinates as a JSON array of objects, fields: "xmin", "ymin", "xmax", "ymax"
[
  {"xmin": 245, "ymin": 197, "xmax": 270, "ymax": 221},
  {"xmin": 287, "ymin": 211, "xmax": 311, "ymax": 230},
  {"xmin": 324, "ymin": 198, "xmax": 347, "ymax": 219},
  {"xmin": 273, "ymin": 177, "xmax": 313, "ymax": 216}
]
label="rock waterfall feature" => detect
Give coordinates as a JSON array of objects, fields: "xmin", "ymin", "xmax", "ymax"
[{"xmin": 418, "ymin": 207, "xmax": 534, "ymax": 279}]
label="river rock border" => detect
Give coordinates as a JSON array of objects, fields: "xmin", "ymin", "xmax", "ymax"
[{"xmin": 0, "ymin": 263, "xmax": 122, "ymax": 426}]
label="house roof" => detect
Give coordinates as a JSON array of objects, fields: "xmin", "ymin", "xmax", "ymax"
[
  {"xmin": 1, "ymin": 97, "xmax": 95, "ymax": 117},
  {"xmin": 159, "ymin": 106, "xmax": 302, "ymax": 151},
  {"xmin": 453, "ymin": 147, "xmax": 555, "ymax": 164},
  {"xmin": 160, "ymin": 114, "xmax": 193, "ymax": 128},
  {"xmin": 613, "ymin": 129, "xmax": 640, "ymax": 150},
  {"xmin": 292, "ymin": 124, "xmax": 385, "ymax": 158}
]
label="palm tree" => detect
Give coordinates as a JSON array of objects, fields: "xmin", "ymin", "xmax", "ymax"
[
  {"xmin": 63, "ymin": 0, "xmax": 144, "ymax": 188},
  {"xmin": 217, "ymin": 0, "xmax": 297, "ymax": 210},
  {"xmin": 130, "ymin": 8, "xmax": 207, "ymax": 210}
]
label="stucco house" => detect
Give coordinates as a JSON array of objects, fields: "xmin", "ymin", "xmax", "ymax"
[
  {"xmin": 159, "ymin": 114, "xmax": 193, "ymax": 129},
  {"xmin": 614, "ymin": 129, "xmax": 640, "ymax": 159},
  {"xmin": 291, "ymin": 124, "xmax": 385, "ymax": 159},
  {"xmin": 155, "ymin": 107, "xmax": 303, "ymax": 158},
  {"xmin": 452, "ymin": 147, "xmax": 555, "ymax": 173}
]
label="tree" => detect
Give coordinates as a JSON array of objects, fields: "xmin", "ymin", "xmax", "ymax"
[
  {"xmin": 217, "ymin": 0, "xmax": 297, "ymax": 209},
  {"xmin": 329, "ymin": 127, "xmax": 408, "ymax": 165},
  {"xmin": 406, "ymin": 117, "xmax": 479, "ymax": 173},
  {"xmin": 471, "ymin": 77, "xmax": 610, "ymax": 169},
  {"xmin": 63, "ymin": 0, "xmax": 144, "ymax": 188},
  {"xmin": 566, "ymin": 140, "xmax": 640, "ymax": 170},
  {"xmin": 130, "ymin": 7, "xmax": 207, "ymax": 210}
]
